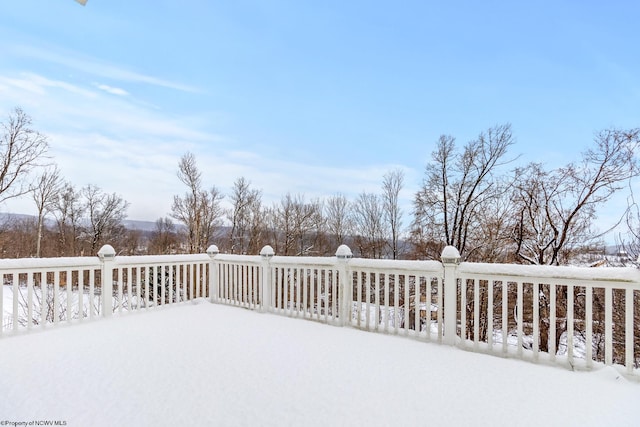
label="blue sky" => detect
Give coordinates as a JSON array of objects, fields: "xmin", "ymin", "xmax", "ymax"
[{"xmin": 0, "ymin": 1, "xmax": 639, "ymax": 230}]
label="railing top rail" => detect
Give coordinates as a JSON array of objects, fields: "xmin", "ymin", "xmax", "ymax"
[
  {"xmin": 349, "ymin": 258, "xmax": 443, "ymax": 273},
  {"xmin": 459, "ymin": 261, "xmax": 640, "ymax": 284},
  {"xmin": 115, "ymin": 254, "xmax": 210, "ymax": 266},
  {"xmin": 214, "ymin": 254, "xmax": 262, "ymax": 264},
  {"xmin": 269, "ymin": 255, "xmax": 339, "ymax": 267},
  {"xmin": 0, "ymin": 256, "xmax": 100, "ymax": 271}
]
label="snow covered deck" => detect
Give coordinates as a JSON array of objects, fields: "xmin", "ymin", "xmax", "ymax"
[{"xmin": 0, "ymin": 301, "xmax": 637, "ymax": 426}]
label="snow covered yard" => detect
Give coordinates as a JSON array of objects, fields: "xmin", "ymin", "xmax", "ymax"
[{"xmin": 0, "ymin": 301, "xmax": 638, "ymax": 427}]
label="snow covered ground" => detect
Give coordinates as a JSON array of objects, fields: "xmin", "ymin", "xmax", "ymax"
[{"xmin": 0, "ymin": 300, "xmax": 638, "ymax": 426}]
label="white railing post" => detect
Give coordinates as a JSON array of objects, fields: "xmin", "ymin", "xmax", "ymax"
[
  {"xmin": 441, "ymin": 246, "xmax": 461, "ymax": 346},
  {"xmin": 98, "ymin": 244, "xmax": 116, "ymax": 317},
  {"xmin": 260, "ymin": 245, "xmax": 274, "ymax": 313},
  {"xmin": 207, "ymin": 245, "xmax": 220, "ymax": 303},
  {"xmin": 336, "ymin": 244, "xmax": 353, "ymax": 326}
]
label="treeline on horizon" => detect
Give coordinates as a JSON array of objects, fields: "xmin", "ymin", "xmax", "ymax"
[{"xmin": 1, "ymin": 107, "xmax": 640, "ymax": 265}]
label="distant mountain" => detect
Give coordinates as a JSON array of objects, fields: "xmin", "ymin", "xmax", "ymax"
[
  {"xmin": 122, "ymin": 219, "xmax": 159, "ymax": 232},
  {"xmin": 0, "ymin": 212, "xmax": 159, "ymax": 232},
  {"xmin": 0, "ymin": 212, "xmax": 36, "ymax": 223}
]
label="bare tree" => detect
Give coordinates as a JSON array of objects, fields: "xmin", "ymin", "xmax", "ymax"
[
  {"xmin": 292, "ymin": 196, "xmax": 324, "ymax": 256},
  {"xmin": 198, "ymin": 186, "xmax": 224, "ymax": 252},
  {"xmin": 512, "ymin": 128, "xmax": 640, "ymax": 265},
  {"xmin": 149, "ymin": 217, "xmax": 179, "ymax": 254},
  {"xmin": 82, "ymin": 184, "xmax": 130, "ymax": 254},
  {"xmin": 471, "ymin": 179, "xmax": 516, "ymax": 263},
  {"xmin": 171, "ymin": 152, "xmax": 223, "ymax": 253},
  {"xmin": 272, "ymin": 194, "xmax": 295, "ymax": 255},
  {"xmin": 352, "ymin": 192, "xmax": 385, "ymax": 258},
  {"xmin": 118, "ymin": 229, "xmax": 144, "ymax": 255},
  {"xmin": 31, "ymin": 165, "xmax": 62, "ymax": 257},
  {"xmin": 0, "ymin": 216, "xmax": 37, "ymax": 258},
  {"xmin": 244, "ymin": 199, "xmax": 267, "ymax": 255},
  {"xmin": 620, "ymin": 188, "xmax": 640, "ymax": 263},
  {"xmin": 325, "ymin": 193, "xmax": 352, "ymax": 250},
  {"xmin": 263, "ymin": 205, "xmax": 280, "ymax": 254},
  {"xmin": 227, "ymin": 177, "xmax": 263, "ymax": 254},
  {"xmin": 271, "ymin": 193, "xmax": 324, "ymax": 255},
  {"xmin": 411, "ymin": 124, "xmax": 515, "ymax": 259},
  {"xmin": 382, "ymin": 169, "xmax": 404, "ymax": 259},
  {"xmin": 0, "ymin": 107, "xmax": 49, "ymax": 204},
  {"xmin": 510, "ymin": 128, "xmax": 640, "ymax": 354},
  {"xmin": 52, "ymin": 182, "xmax": 85, "ymax": 256},
  {"xmin": 172, "ymin": 153, "xmax": 201, "ymax": 252}
]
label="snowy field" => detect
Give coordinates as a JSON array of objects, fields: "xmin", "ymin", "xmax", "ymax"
[{"xmin": 0, "ymin": 301, "xmax": 638, "ymax": 427}]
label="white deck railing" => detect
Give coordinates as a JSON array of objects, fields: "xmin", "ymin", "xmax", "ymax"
[
  {"xmin": 456, "ymin": 261, "xmax": 640, "ymax": 375},
  {"xmin": 0, "ymin": 244, "xmax": 212, "ymax": 334},
  {"xmin": 210, "ymin": 244, "xmax": 640, "ymax": 378},
  {"xmin": 2, "ymin": 243, "xmax": 639, "ymax": 378}
]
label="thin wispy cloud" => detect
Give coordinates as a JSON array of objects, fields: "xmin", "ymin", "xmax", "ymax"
[
  {"xmin": 24, "ymin": 72, "xmax": 98, "ymax": 98},
  {"xmin": 95, "ymin": 84, "xmax": 129, "ymax": 96},
  {"xmin": 7, "ymin": 44, "xmax": 199, "ymax": 93},
  {"xmin": 0, "ymin": 72, "xmax": 214, "ymax": 141},
  {"xmin": 0, "ymin": 69, "xmax": 410, "ymax": 220},
  {"xmin": 0, "ymin": 76, "xmax": 46, "ymax": 95}
]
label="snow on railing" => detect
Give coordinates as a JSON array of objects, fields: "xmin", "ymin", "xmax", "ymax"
[
  {"xmin": 456, "ymin": 259, "xmax": 640, "ymax": 376},
  {"xmin": 0, "ymin": 245, "xmax": 212, "ymax": 336},
  {"xmin": 2, "ymin": 242, "xmax": 639, "ymax": 378},
  {"xmin": 211, "ymin": 253, "xmax": 263, "ymax": 310},
  {"xmin": 1, "ymin": 256, "xmax": 102, "ymax": 334},
  {"xmin": 209, "ymin": 244, "xmax": 640, "ymax": 378},
  {"xmin": 348, "ymin": 257, "xmax": 444, "ymax": 340},
  {"xmin": 210, "ymin": 244, "xmax": 346, "ymax": 324},
  {"xmin": 268, "ymin": 253, "xmax": 344, "ymax": 323}
]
